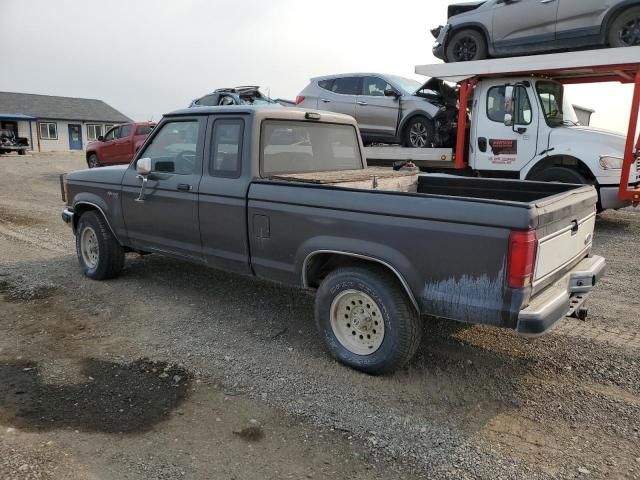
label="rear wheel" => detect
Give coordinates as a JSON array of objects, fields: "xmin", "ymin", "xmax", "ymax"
[
  {"xmin": 315, "ymin": 265, "xmax": 422, "ymax": 375},
  {"xmin": 403, "ymin": 117, "xmax": 434, "ymax": 148},
  {"xmin": 87, "ymin": 153, "xmax": 100, "ymax": 168},
  {"xmin": 446, "ymin": 29, "xmax": 488, "ymax": 62},
  {"xmin": 76, "ymin": 211, "xmax": 124, "ymax": 280},
  {"xmin": 18, "ymin": 150, "xmax": 26, "ymax": 156},
  {"xmin": 609, "ymin": 7, "xmax": 640, "ymax": 47}
]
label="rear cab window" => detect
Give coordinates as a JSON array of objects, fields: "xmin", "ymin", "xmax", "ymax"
[{"xmin": 260, "ymin": 120, "xmax": 363, "ymax": 176}]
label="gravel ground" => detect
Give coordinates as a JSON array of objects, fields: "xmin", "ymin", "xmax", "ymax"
[{"xmin": 0, "ymin": 152, "xmax": 639, "ymax": 479}]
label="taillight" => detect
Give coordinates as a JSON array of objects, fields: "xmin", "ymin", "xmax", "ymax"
[
  {"xmin": 295, "ymin": 96, "xmax": 305, "ymax": 105},
  {"xmin": 507, "ymin": 230, "xmax": 537, "ymax": 289}
]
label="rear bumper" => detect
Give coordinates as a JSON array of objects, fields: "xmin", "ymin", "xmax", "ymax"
[
  {"xmin": 516, "ymin": 255, "xmax": 606, "ymax": 336},
  {"xmin": 432, "ymin": 24, "xmax": 450, "ymax": 61}
]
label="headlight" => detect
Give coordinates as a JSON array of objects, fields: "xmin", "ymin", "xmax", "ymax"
[{"xmin": 599, "ymin": 156, "xmax": 624, "ymax": 170}]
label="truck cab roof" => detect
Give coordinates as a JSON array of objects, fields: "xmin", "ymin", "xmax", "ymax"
[{"xmin": 164, "ymin": 105, "xmax": 359, "ymax": 126}]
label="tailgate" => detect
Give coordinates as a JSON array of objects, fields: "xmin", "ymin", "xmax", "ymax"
[{"xmin": 531, "ymin": 185, "xmax": 597, "ymax": 289}]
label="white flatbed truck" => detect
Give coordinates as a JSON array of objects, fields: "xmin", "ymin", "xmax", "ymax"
[{"xmin": 365, "ymin": 47, "xmax": 640, "ymax": 210}]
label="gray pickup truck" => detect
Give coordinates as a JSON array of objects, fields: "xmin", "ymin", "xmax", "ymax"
[{"xmin": 60, "ymin": 106, "xmax": 605, "ymax": 374}]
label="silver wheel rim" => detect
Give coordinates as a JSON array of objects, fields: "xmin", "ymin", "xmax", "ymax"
[
  {"xmin": 330, "ymin": 290, "xmax": 385, "ymax": 355},
  {"xmin": 88, "ymin": 155, "xmax": 97, "ymax": 168},
  {"xmin": 409, "ymin": 122, "xmax": 429, "ymax": 148},
  {"xmin": 80, "ymin": 226, "xmax": 99, "ymax": 269}
]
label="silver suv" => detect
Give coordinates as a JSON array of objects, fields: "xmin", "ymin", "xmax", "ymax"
[
  {"xmin": 433, "ymin": 0, "xmax": 640, "ymax": 62},
  {"xmin": 296, "ymin": 74, "xmax": 441, "ymax": 147}
]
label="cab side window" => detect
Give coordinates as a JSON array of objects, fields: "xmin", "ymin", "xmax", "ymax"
[
  {"xmin": 487, "ymin": 86, "xmax": 532, "ymax": 125},
  {"xmin": 331, "ymin": 77, "xmax": 361, "ymax": 95},
  {"xmin": 362, "ymin": 76, "xmax": 392, "ymax": 96},
  {"xmin": 210, "ymin": 119, "xmax": 243, "ymax": 178},
  {"xmin": 104, "ymin": 127, "xmax": 119, "ymax": 141},
  {"xmin": 139, "ymin": 121, "xmax": 200, "ymax": 175},
  {"xmin": 120, "ymin": 124, "xmax": 132, "ymax": 138}
]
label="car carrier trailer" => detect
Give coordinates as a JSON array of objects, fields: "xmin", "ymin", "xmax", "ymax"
[{"xmin": 366, "ymin": 47, "xmax": 640, "ymax": 210}]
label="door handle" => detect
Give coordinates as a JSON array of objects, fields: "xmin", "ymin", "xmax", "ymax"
[
  {"xmin": 540, "ymin": 0, "xmax": 556, "ymax": 3},
  {"xmin": 177, "ymin": 184, "xmax": 193, "ymax": 192},
  {"xmin": 357, "ymin": 101, "xmax": 368, "ymax": 106},
  {"xmin": 320, "ymin": 98, "xmax": 331, "ymax": 103}
]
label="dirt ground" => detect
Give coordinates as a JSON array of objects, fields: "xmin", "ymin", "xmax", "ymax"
[{"xmin": 0, "ymin": 152, "xmax": 638, "ymax": 480}]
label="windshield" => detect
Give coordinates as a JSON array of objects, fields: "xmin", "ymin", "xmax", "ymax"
[
  {"xmin": 387, "ymin": 75, "xmax": 422, "ymax": 95},
  {"xmin": 536, "ymin": 81, "xmax": 580, "ymax": 127}
]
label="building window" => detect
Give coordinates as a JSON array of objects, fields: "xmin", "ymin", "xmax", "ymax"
[
  {"xmin": 39, "ymin": 122, "xmax": 58, "ymax": 140},
  {"xmin": 104, "ymin": 124, "xmax": 114, "ymax": 134},
  {"xmin": 87, "ymin": 124, "xmax": 102, "ymax": 141}
]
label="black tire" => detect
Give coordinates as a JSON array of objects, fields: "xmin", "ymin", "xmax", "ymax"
[
  {"xmin": 403, "ymin": 116, "xmax": 434, "ymax": 148},
  {"xmin": 18, "ymin": 150, "xmax": 26, "ymax": 156},
  {"xmin": 75, "ymin": 211, "xmax": 124, "ymax": 280},
  {"xmin": 87, "ymin": 153, "xmax": 100, "ymax": 168},
  {"xmin": 446, "ymin": 29, "xmax": 488, "ymax": 62},
  {"xmin": 528, "ymin": 166, "xmax": 588, "ymax": 184},
  {"xmin": 315, "ymin": 265, "xmax": 422, "ymax": 375},
  {"xmin": 608, "ymin": 7, "xmax": 640, "ymax": 47}
]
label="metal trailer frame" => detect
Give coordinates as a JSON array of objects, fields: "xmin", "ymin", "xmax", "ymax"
[{"xmin": 416, "ymin": 47, "xmax": 640, "ymax": 203}]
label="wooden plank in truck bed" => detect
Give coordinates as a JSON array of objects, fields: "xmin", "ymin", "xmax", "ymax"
[{"xmin": 270, "ymin": 168, "xmax": 418, "ymax": 192}]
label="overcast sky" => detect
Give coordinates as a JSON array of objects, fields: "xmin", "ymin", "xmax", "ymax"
[{"xmin": 1, "ymin": 0, "xmax": 634, "ymax": 133}]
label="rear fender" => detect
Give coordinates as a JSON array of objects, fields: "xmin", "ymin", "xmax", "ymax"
[{"xmin": 296, "ymin": 236, "xmax": 420, "ymax": 313}]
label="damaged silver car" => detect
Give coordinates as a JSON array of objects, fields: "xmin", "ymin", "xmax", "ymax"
[{"xmin": 432, "ymin": 0, "xmax": 640, "ymax": 62}]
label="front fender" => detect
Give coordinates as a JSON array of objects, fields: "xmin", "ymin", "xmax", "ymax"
[{"xmin": 72, "ymin": 192, "xmax": 126, "ymax": 245}]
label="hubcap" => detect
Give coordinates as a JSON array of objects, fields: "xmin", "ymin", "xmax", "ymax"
[
  {"xmin": 330, "ymin": 290, "xmax": 385, "ymax": 355},
  {"xmin": 620, "ymin": 17, "xmax": 640, "ymax": 46},
  {"xmin": 80, "ymin": 227, "xmax": 99, "ymax": 269},
  {"xmin": 454, "ymin": 37, "xmax": 478, "ymax": 61},
  {"xmin": 409, "ymin": 122, "xmax": 429, "ymax": 148}
]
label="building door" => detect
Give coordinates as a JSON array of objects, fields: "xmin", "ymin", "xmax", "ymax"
[{"xmin": 68, "ymin": 124, "xmax": 83, "ymax": 150}]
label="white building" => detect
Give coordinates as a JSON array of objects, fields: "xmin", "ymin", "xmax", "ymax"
[{"xmin": 0, "ymin": 92, "xmax": 132, "ymax": 152}]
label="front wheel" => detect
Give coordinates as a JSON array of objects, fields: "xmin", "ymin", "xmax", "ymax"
[
  {"xmin": 608, "ymin": 7, "xmax": 640, "ymax": 47},
  {"xmin": 446, "ymin": 29, "xmax": 488, "ymax": 62},
  {"xmin": 403, "ymin": 117, "xmax": 434, "ymax": 148},
  {"xmin": 527, "ymin": 167, "xmax": 587, "ymax": 185},
  {"xmin": 76, "ymin": 211, "xmax": 124, "ymax": 280},
  {"xmin": 315, "ymin": 265, "xmax": 422, "ymax": 375},
  {"xmin": 87, "ymin": 153, "xmax": 100, "ymax": 169}
]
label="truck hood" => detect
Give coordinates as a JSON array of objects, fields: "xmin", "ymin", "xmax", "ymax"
[
  {"xmin": 550, "ymin": 126, "xmax": 626, "ymax": 157},
  {"xmin": 66, "ymin": 164, "xmax": 128, "ymax": 183},
  {"xmin": 448, "ymin": 1, "xmax": 486, "ymax": 18}
]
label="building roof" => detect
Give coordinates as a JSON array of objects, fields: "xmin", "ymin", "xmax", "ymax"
[{"xmin": 0, "ymin": 92, "xmax": 132, "ymax": 123}]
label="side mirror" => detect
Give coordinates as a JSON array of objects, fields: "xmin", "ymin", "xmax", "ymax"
[
  {"xmin": 97, "ymin": 136, "xmax": 104, "ymax": 141},
  {"xmin": 136, "ymin": 157, "xmax": 152, "ymax": 176},
  {"xmin": 504, "ymin": 85, "xmax": 515, "ymax": 126},
  {"xmin": 384, "ymin": 88, "xmax": 401, "ymax": 98}
]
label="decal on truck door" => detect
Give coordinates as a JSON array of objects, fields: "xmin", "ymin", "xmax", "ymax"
[{"xmin": 489, "ymin": 139, "xmax": 517, "ymax": 165}]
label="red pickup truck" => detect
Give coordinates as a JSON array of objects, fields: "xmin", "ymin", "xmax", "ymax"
[{"xmin": 86, "ymin": 122, "xmax": 155, "ymax": 168}]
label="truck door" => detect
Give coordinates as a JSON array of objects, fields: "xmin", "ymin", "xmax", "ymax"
[
  {"xmin": 555, "ymin": 0, "xmax": 608, "ymax": 40},
  {"xmin": 113, "ymin": 124, "xmax": 133, "ymax": 163},
  {"xmin": 198, "ymin": 116, "xmax": 251, "ymax": 275},
  {"xmin": 317, "ymin": 76, "xmax": 360, "ymax": 118},
  {"xmin": 121, "ymin": 117, "xmax": 205, "ymax": 260},
  {"xmin": 472, "ymin": 81, "xmax": 539, "ymax": 173},
  {"xmin": 100, "ymin": 126, "xmax": 119, "ymax": 164},
  {"xmin": 491, "ymin": 0, "xmax": 559, "ymax": 53},
  {"xmin": 356, "ymin": 76, "xmax": 400, "ymax": 139}
]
